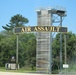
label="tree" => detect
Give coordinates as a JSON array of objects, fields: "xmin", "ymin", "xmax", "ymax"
[
  {"xmin": 52, "ymin": 31, "xmax": 76, "ymax": 71},
  {"xmin": 66, "ymin": 32, "xmax": 76, "ymax": 62},
  {"xmin": 18, "ymin": 33, "xmax": 36, "ymax": 68},
  {"xmin": 0, "ymin": 33, "xmax": 36, "ymax": 68},
  {"xmin": 2, "ymin": 14, "xmax": 29, "ymax": 31},
  {"xmin": 0, "ymin": 34, "xmax": 16, "ymax": 66}
]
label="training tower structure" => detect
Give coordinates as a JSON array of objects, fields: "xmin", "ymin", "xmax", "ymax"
[
  {"xmin": 36, "ymin": 7, "xmax": 66, "ymax": 73},
  {"xmin": 36, "ymin": 9, "xmax": 52, "ymax": 73}
]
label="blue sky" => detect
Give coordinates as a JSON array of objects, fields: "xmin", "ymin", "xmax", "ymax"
[{"xmin": 0, "ymin": 0, "xmax": 76, "ymax": 33}]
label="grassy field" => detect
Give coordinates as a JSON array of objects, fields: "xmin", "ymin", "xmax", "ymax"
[
  {"xmin": 0, "ymin": 67, "xmax": 36, "ymax": 73},
  {"xmin": 0, "ymin": 67, "xmax": 59, "ymax": 75},
  {"xmin": 1, "ymin": 66, "xmax": 76, "ymax": 75}
]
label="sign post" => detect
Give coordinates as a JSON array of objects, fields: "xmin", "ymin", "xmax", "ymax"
[
  {"xmin": 63, "ymin": 34, "xmax": 69, "ymax": 75},
  {"xmin": 16, "ymin": 34, "xmax": 19, "ymax": 70},
  {"xmin": 14, "ymin": 26, "xmax": 68, "ymax": 72}
]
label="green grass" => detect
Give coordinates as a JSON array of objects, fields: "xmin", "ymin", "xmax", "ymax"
[
  {"xmin": 0, "ymin": 67, "xmax": 59, "ymax": 75},
  {"xmin": 0, "ymin": 67, "xmax": 36, "ymax": 73},
  {"xmin": 0, "ymin": 67, "xmax": 60, "ymax": 75}
]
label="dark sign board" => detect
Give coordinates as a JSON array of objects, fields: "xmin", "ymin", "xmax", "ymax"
[{"xmin": 14, "ymin": 26, "xmax": 67, "ymax": 34}]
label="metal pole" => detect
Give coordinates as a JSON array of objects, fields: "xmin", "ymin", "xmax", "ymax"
[
  {"xmin": 64, "ymin": 34, "xmax": 67, "ymax": 75},
  {"xmin": 49, "ymin": 32, "xmax": 52, "ymax": 74},
  {"xmin": 64, "ymin": 35, "xmax": 67, "ymax": 65},
  {"xmin": 49, "ymin": 14, "xmax": 53, "ymax": 74},
  {"xmin": 16, "ymin": 34, "xmax": 19, "ymax": 70},
  {"xmin": 60, "ymin": 16, "xmax": 62, "ymax": 74}
]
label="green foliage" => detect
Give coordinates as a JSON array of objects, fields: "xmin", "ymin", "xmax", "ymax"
[
  {"xmin": 0, "ymin": 31, "xmax": 36, "ymax": 69},
  {"xmin": 52, "ymin": 31, "xmax": 76, "ymax": 71},
  {"xmin": 0, "ymin": 34, "xmax": 16, "ymax": 66},
  {"xmin": 2, "ymin": 14, "xmax": 29, "ymax": 31},
  {"xmin": 0, "ymin": 28, "xmax": 76, "ymax": 71},
  {"xmin": 18, "ymin": 33, "xmax": 36, "ymax": 68}
]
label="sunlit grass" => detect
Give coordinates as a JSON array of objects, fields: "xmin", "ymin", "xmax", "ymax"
[{"xmin": 0, "ymin": 67, "xmax": 36, "ymax": 73}]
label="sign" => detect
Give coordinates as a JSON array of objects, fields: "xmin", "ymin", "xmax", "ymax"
[
  {"xmin": 14, "ymin": 26, "xmax": 67, "ymax": 34},
  {"xmin": 63, "ymin": 64, "xmax": 69, "ymax": 68}
]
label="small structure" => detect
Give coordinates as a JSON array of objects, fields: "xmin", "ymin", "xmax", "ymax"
[{"xmin": 5, "ymin": 56, "xmax": 19, "ymax": 70}]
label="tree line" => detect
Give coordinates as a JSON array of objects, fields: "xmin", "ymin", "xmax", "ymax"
[
  {"xmin": 0, "ymin": 14, "xmax": 36, "ymax": 69},
  {"xmin": 0, "ymin": 14, "xmax": 76, "ymax": 71}
]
